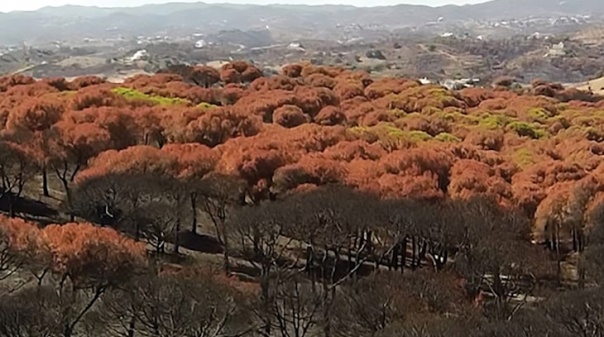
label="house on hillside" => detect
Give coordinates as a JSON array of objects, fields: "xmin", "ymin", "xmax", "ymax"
[
  {"xmin": 287, "ymin": 42, "xmax": 305, "ymax": 52},
  {"xmin": 545, "ymin": 42, "xmax": 567, "ymax": 57},
  {"xmin": 441, "ymin": 78, "xmax": 480, "ymax": 90},
  {"xmin": 130, "ymin": 50, "xmax": 149, "ymax": 62},
  {"xmin": 194, "ymin": 39, "xmax": 207, "ymax": 49}
]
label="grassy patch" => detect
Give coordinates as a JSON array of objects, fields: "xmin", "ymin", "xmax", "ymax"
[
  {"xmin": 349, "ymin": 124, "xmax": 433, "ymax": 144},
  {"xmin": 586, "ymin": 127, "xmax": 604, "ymax": 142},
  {"xmin": 389, "ymin": 109, "xmax": 406, "ymax": 118},
  {"xmin": 437, "ymin": 110, "xmax": 479, "ymax": 125},
  {"xmin": 197, "ymin": 102, "xmax": 219, "ymax": 110},
  {"xmin": 527, "ymin": 107, "xmax": 551, "ymax": 124},
  {"xmin": 507, "ymin": 121, "xmax": 548, "ymax": 139},
  {"xmin": 434, "ymin": 132, "xmax": 461, "ymax": 143},
  {"xmin": 407, "ymin": 130, "xmax": 433, "ymax": 142},
  {"xmin": 512, "ymin": 148, "xmax": 535, "ymax": 168},
  {"xmin": 479, "ymin": 113, "xmax": 510, "ymax": 129},
  {"xmin": 112, "ymin": 87, "xmax": 191, "ymax": 106}
]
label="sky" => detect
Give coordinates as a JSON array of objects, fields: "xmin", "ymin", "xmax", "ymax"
[{"xmin": 0, "ymin": 0, "xmax": 490, "ymax": 13}]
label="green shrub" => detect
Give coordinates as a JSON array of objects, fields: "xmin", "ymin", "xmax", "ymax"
[
  {"xmin": 197, "ymin": 102, "xmax": 219, "ymax": 110},
  {"xmin": 421, "ymin": 106, "xmax": 443, "ymax": 115},
  {"xmin": 112, "ymin": 87, "xmax": 191, "ymax": 106},
  {"xmin": 527, "ymin": 107, "xmax": 551, "ymax": 124},
  {"xmin": 434, "ymin": 132, "xmax": 461, "ymax": 143},
  {"xmin": 407, "ymin": 130, "xmax": 433, "ymax": 142},
  {"xmin": 389, "ymin": 109, "xmax": 406, "ymax": 118},
  {"xmin": 348, "ymin": 126, "xmax": 373, "ymax": 139},
  {"xmin": 56, "ymin": 90, "xmax": 77, "ymax": 98},
  {"xmin": 512, "ymin": 148, "xmax": 534, "ymax": 168},
  {"xmin": 586, "ymin": 127, "xmax": 604, "ymax": 142},
  {"xmin": 437, "ymin": 110, "xmax": 478, "ymax": 125},
  {"xmin": 381, "ymin": 124, "xmax": 406, "ymax": 138},
  {"xmin": 479, "ymin": 113, "xmax": 509, "ymax": 129},
  {"xmin": 507, "ymin": 121, "xmax": 548, "ymax": 139}
]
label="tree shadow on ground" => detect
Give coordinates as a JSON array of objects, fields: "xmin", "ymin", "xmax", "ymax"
[
  {"xmin": 178, "ymin": 230, "xmax": 225, "ymax": 254},
  {"xmin": 0, "ymin": 194, "xmax": 58, "ymax": 220}
]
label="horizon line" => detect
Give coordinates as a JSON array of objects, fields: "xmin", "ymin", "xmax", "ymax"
[{"xmin": 0, "ymin": 0, "xmax": 488, "ymax": 14}]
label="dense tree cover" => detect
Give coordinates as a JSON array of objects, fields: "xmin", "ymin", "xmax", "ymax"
[{"xmin": 0, "ymin": 62, "xmax": 603, "ymax": 336}]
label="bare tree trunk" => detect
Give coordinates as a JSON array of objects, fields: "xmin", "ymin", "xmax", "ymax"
[
  {"xmin": 555, "ymin": 226, "xmax": 561, "ymax": 287},
  {"xmin": 190, "ymin": 192, "xmax": 197, "ymax": 234},
  {"xmin": 127, "ymin": 316, "xmax": 136, "ymax": 337},
  {"xmin": 135, "ymin": 221, "xmax": 141, "ymax": 241},
  {"xmin": 173, "ymin": 216, "xmax": 181, "ymax": 255},
  {"xmin": 223, "ymin": 231, "xmax": 231, "ymax": 274},
  {"xmin": 260, "ymin": 265, "xmax": 272, "ymax": 337},
  {"xmin": 322, "ymin": 287, "xmax": 335, "ymax": 337},
  {"xmin": 411, "ymin": 236, "xmax": 418, "ymax": 270},
  {"xmin": 578, "ymin": 254, "xmax": 586, "ymax": 289},
  {"xmin": 66, "ymin": 185, "xmax": 75, "ymax": 222},
  {"xmin": 572, "ymin": 228, "xmax": 578, "ymax": 253},
  {"xmin": 7, "ymin": 193, "xmax": 14, "ymax": 218},
  {"xmin": 42, "ymin": 166, "xmax": 49, "ymax": 197},
  {"xmin": 401, "ymin": 236, "xmax": 407, "ymax": 272},
  {"xmin": 347, "ymin": 238, "xmax": 354, "ymax": 273}
]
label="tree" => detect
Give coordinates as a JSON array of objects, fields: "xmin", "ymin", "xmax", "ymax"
[
  {"xmin": 0, "ymin": 286, "xmax": 62, "ymax": 337},
  {"xmin": 98, "ymin": 270, "xmax": 251, "ymax": 337},
  {"xmin": 70, "ymin": 173, "xmax": 137, "ymax": 230},
  {"xmin": 282, "ymin": 64, "xmax": 303, "ymax": 78},
  {"xmin": 273, "ymin": 105, "xmax": 310, "ymax": 128},
  {"xmin": 447, "ymin": 197, "xmax": 548, "ymax": 320},
  {"xmin": 48, "ymin": 120, "xmax": 112, "ymax": 220},
  {"xmin": 197, "ymin": 173, "xmax": 245, "ymax": 272},
  {"xmin": 191, "ymin": 66, "xmax": 221, "ymax": 88},
  {"xmin": 162, "ymin": 143, "xmax": 220, "ymax": 236},
  {"xmin": 183, "ymin": 108, "xmax": 263, "ymax": 147},
  {"xmin": 542, "ymin": 287, "xmax": 604, "ymax": 337},
  {"xmin": 268, "ymin": 271, "xmax": 324, "ymax": 337},
  {"xmin": 333, "ymin": 271, "xmax": 467, "ymax": 337},
  {"xmin": 0, "ymin": 215, "xmax": 41, "ymax": 285},
  {"xmin": 4, "ymin": 96, "xmax": 65, "ymax": 197},
  {"xmin": 40, "ymin": 223, "xmax": 146, "ymax": 337},
  {"xmin": 231, "ymin": 201, "xmax": 296, "ymax": 336},
  {"xmin": 0, "ymin": 142, "xmax": 39, "ymax": 216},
  {"xmin": 135, "ymin": 200, "xmax": 179, "ymax": 255}
]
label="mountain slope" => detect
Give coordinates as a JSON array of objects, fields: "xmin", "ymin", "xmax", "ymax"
[{"xmin": 0, "ymin": 0, "xmax": 603, "ymax": 45}]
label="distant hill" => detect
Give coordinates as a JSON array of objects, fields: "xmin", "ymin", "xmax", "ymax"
[{"xmin": 0, "ymin": 0, "xmax": 603, "ymax": 44}]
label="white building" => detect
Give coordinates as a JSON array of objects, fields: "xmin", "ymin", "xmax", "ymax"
[
  {"xmin": 545, "ymin": 42, "xmax": 566, "ymax": 57},
  {"xmin": 287, "ymin": 42, "xmax": 305, "ymax": 52},
  {"xmin": 194, "ymin": 39, "xmax": 207, "ymax": 49},
  {"xmin": 130, "ymin": 50, "xmax": 149, "ymax": 62}
]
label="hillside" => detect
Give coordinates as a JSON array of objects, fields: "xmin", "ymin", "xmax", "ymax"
[{"xmin": 0, "ymin": 0, "xmax": 603, "ymax": 44}]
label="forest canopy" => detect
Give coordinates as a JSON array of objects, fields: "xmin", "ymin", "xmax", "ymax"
[{"xmin": 0, "ymin": 63, "xmax": 603, "ymax": 336}]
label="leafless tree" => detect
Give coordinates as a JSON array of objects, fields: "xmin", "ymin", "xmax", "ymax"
[
  {"xmin": 0, "ymin": 286, "xmax": 62, "ymax": 337},
  {"xmin": 134, "ymin": 200, "xmax": 179, "ymax": 255},
  {"xmin": 98, "ymin": 272, "xmax": 251, "ymax": 337},
  {"xmin": 268, "ymin": 271, "xmax": 324, "ymax": 337},
  {"xmin": 446, "ymin": 197, "xmax": 548, "ymax": 320},
  {"xmin": 197, "ymin": 173, "xmax": 246, "ymax": 272}
]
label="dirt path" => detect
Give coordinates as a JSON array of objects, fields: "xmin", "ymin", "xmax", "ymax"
[{"xmin": 569, "ymin": 76, "xmax": 604, "ymax": 96}]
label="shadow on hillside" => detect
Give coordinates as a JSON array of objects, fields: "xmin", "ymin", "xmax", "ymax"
[
  {"xmin": 0, "ymin": 194, "xmax": 59, "ymax": 219},
  {"xmin": 230, "ymin": 263, "xmax": 260, "ymax": 279},
  {"xmin": 178, "ymin": 231, "xmax": 225, "ymax": 254}
]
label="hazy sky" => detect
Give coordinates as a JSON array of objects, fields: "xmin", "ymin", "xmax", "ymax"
[{"xmin": 0, "ymin": 0, "xmax": 489, "ymax": 13}]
